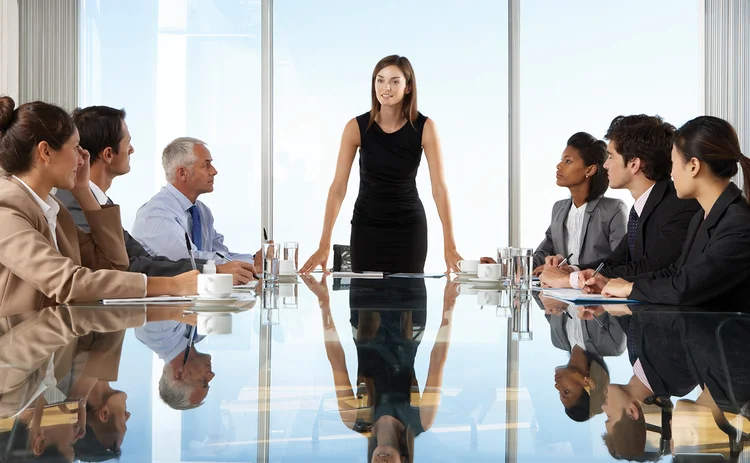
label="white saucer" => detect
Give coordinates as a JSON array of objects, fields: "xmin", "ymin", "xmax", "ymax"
[
  {"xmin": 186, "ymin": 305, "xmax": 251, "ymax": 313},
  {"xmin": 456, "ymin": 271, "xmax": 477, "ymax": 276},
  {"xmin": 190, "ymin": 295, "xmax": 236, "ymax": 303}
]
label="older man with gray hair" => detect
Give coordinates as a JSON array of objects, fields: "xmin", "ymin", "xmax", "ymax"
[{"xmin": 132, "ymin": 137, "xmax": 260, "ymax": 270}]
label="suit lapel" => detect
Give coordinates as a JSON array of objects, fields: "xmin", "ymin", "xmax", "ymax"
[
  {"xmin": 635, "ymin": 180, "xmax": 668, "ymax": 258},
  {"xmin": 54, "ymin": 202, "xmax": 81, "ymax": 264},
  {"xmin": 552, "ymin": 198, "xmax": 571, "ymax": 255},
  {"xmin": 686, "ymin": 183, "xmax": 742, "ymax": 263},
  {"xmin": 8, "ymin": 177, "xmax": 57, "ymax": 248},
  {"xmin": 579, "ymin": 197, "xmax": 601, "ymax": 255}
]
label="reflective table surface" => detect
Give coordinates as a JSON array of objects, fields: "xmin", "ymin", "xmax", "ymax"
[{"xmin": 1, "ymin": 276, "xmax": 749, "ymax": 462}]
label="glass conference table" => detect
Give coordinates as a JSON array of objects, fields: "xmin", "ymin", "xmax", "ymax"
[{"xmin": 1, "ymin": 275, "xmax": 749, "ymax": 462}]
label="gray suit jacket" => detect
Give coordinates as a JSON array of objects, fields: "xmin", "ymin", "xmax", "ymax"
[
  {"xmin": 533, "ymin": 196, "xmax": 627, "ymax": 267},
  {"xmin": 55, "ymin": 189, "xmax": 205, "ymax": 276},
  {"xmin": 547, "ymin": 313, "xmax": 626, "ymax": 357}
]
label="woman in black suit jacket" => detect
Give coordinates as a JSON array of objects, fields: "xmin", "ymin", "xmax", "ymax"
[{"xmin": 600, "ymin": 116, "xmax": 750, "ymax": 307}]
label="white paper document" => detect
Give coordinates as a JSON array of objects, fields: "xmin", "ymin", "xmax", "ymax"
[
  {"xmin": 331, "ymin": 271, "xmax": 384, "ymax": 279},
  {"xmin": 388, "ymin": 273, "xmax": 446, "ymax": 279},
  {"xmin": 100, "ymin": 296, "xmax": 193, "ymax": 305},
  {"xmin": 540, "ymin": 288, "xmax": 639, "ymax": 304}
]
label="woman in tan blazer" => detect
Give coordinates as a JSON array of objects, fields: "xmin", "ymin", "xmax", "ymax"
[{"xmin": 0, "ymin": 96, "xmax": 197, "ymax": 326}]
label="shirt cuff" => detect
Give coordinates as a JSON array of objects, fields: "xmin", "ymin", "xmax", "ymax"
[
  {"xmin": 569, "ymin": 271, "xmax": 581, "ymax": 289},
  {"xmin": 570, "ymin": 265, "xmax": 580, "ymax": 272},
  {"xmin": 142, "ymin": 274, "xmax": 148, "ymax": 297}
]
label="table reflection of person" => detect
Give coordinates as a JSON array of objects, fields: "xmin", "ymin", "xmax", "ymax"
[
  {"xmin": 0, "ymin": 305, "xmax": 186, "ymax": 461},
  {"xmin": 301, "ymin": 275, "xmax": 457, "ymax": 463},
  {"xmin": 535, "ymin": 296, "xmax": 615, "ymax": 423},
  {"xmin": 134, "ymin": 318, "xmax": 214, "ymax": 410},
  {"xmin": 600, "ymin": 309, "xmax": 698, "ymax": 460}
]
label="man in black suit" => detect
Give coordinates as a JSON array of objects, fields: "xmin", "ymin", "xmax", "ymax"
[
  {"xmin": 540, "ymin": 115, "xmax": 700, "ymax": 289},
  {"xmin": 602, "ymin": 309, "xmax": 697, "ymax": 460},
  {"xmin": 56, "ymin": 106, "xmax": 256, "ymax": 282}
]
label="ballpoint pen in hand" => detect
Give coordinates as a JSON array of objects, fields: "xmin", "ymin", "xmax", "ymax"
[
  {"xmin": 558, "ymin": 253, "xmax": 574, "ymax": 268},
  {"xmin": 557, "ymin": 306, "xmax": 573, "ymax": 319},
  {"xmin": 217, "ymin": 252, "xmax": 261, "ymax": 280},
  {"xmin": 216, "ymin": 252, "xmax": 232, "ymax": 262},
  {"xmin": 591, "ymin": 262, "xmax": 605, "ymax": 278},
  {"xmin": 592, "ymin": 312, "xmax": 606, "ymax": 328},
  {"xmin": 184, "ymin": 232, "xmax": 198, "ymax": 271}
]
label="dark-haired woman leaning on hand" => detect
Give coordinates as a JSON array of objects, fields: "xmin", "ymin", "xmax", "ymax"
[
  {"xmin": 0, "ymin": 96, "xmax": 197, "ymax": 327},
  {"xmin": 599, "ymin": 116, "xmax": 750, "ymax": 307}
]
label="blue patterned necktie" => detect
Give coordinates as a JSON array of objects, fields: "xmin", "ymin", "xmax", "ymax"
[
  {"xmin": 627, "ymin": 206, "xmax": 639, "ymax": 258},
  {"xmin": 188, "ymin": 205, "xmax": 203, "ymax": 251}
]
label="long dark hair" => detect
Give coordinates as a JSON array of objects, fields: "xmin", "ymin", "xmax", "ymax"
[
  {"xmin": 674, "ymin": 115, "xmax": 750, "ymax": 204},
  {"xmin": 367, "ymin": 55, "xmax": 418, "ymax": 131},
  {"xmin": 0, "ymin": 96, "xmax": 76, "ymax": 176},
  {"xmin": 567, "ymin": 132, "xmax": 609, "ymax": 202}
]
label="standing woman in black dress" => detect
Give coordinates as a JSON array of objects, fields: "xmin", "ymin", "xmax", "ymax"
[{"xmin": 300, "ymin": 55, "xmax": 463, "ymax": 274}]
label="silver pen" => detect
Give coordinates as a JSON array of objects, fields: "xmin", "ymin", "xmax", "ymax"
[{"xmin": 558, "ymin": 253, "xmax": 574, "ymax": 268}]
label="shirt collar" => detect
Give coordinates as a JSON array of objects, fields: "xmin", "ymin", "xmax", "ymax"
[
  {"xmin": 165, "ymin": 183, "xmax": 196, "ymax": 212},
  {"xmin": 89, "ymin": 180, "xmax": 109, "ymax": 205},
  {"xmin": 12, "ymin": 175, "xmax": 60, "ymax": 220},
  {"xmin": 569, "ymin": 201, "xmax": 587, "ymax": 213},
  {"xmin": 633, "ymin": 184, "xmax": 655, "ymax": 217}
]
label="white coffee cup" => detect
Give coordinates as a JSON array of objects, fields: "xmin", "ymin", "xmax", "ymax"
[
  {"xmin": 458, "ymin": 260, "xmax": 479, "ymax": 273},
  {"xmin": 456, "ymin": 283, "xmax": 478, "ymax": 295},
  {"xmin": 477, "ymin": 263, "xmax": 503, "ymax": 280},
  {"xmin": 278, "ymin": 260, "xmax": 296, "ymax": 276},
  {"xmin": 197, "ymin": 274, "xmax": 233, "ymax": 298},
  {"xmin": 197, "ymin": 313, "xmax": 233, "ymax": 335},
  {"xmin": 477, "ymin": 290, "xmax": 501, "ymax": 306}
]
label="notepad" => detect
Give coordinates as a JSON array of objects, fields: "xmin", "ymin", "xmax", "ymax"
[
  {"xmin": 331, "ymin": 271, "xmax": 384, "ymax": 279},
  {"xmin": 540, "ymin": 288, "xmax": 640, "ymax": 304},
  {"xmin": 100, "ymin": 296, "xmax": 193, "ymax": 305}
]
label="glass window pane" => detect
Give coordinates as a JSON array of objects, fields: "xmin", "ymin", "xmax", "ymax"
[
  {"xmin": 519, "ymin": 0, "xmax": 702, "ymax": 249},
  {"xmin": 273, "ymin": 0, "xmax": 509, "ymax": 273},
  {"xmin": 79, "ymin": 1, "xmax": 261, "ymax": 460}
]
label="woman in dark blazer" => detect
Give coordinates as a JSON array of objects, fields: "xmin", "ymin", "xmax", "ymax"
[
  {"xmin": 532, "ymin": 133, "xmax": 628, "ymax": 273},
  {"xmin": 601, "ymin": 116, "xmax": 750, "ymax": 307}
]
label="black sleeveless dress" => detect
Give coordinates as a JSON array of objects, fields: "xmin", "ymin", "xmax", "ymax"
[
  {"xmin": 349, "ymin": 278, "xmax": 428, "ymax": 437},
  {"xmin": 351, "ymin": 112, "xmax": 429, "ymax": 273}
]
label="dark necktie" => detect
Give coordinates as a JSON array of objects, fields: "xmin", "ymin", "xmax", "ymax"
[
  {"xmin": 188, "ymin": 205, "xmax": 203, "ymax": 251},
  {"xmin": 627, "ymin": 206, "xmax": 639, "ymax": 258},
  {"xmin": 627, "ymin": 321, "xmax": 638, "ymax": 365}
]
